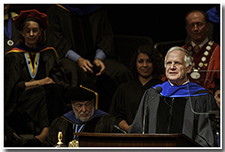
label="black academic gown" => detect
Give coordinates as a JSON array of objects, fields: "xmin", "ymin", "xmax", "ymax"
[
  {"xmin": 128, "ymin": 82, "xmax": 218, "ymax": 147},
  {"xmin": 109, "ymin": 78, "xmax": 163, "ymax": 126},
  {"xmin": 43, "ymin": 110, "xmax": 119, "ymax": 147},
  {"xmin": 46, "ymin": 4, "xmax": 131, "ymax": 113},
  {"xmin": 46, "ymin": 4, "xmax": 115, "ymax": 60},
  {"xmin": 4, "ymin": 45, "xmax": 69, "ymax": 132}
]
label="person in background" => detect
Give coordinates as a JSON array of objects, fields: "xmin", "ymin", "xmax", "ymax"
[
  {"xmin": 212, "ymin": 85, "xmax": 220, "ymax": 147},
  {"xmin": 46, "ymin": 4, "xmax": 132, "ymax": 112},
  {"xmin": 4, "ymin": 4, "xmax": 20, "ymax": 53},
  {"xmin": 129, "ymin": 46, "xmax": 218, "ymax": 147},
  {"xmin": 4, "ymin": 4, "xmax": 24, "ymax": 147},
  {"xmin": 213, "ymin": 86, "xmax": 220, "ymax": 109},
  {"xmin": 109, "ymin": 45, "xmax": 164, "ymax": 132},
  {"xmin": 182, "ymin": 9, "xmax": 220, "ymax": 94},
  {"xmin": 4, "ymin": 9, "xmax": 69, "ymax": 146},
  {"xmin": 185, "ymin": 5, "xmax": 220, "ymax": 45}
]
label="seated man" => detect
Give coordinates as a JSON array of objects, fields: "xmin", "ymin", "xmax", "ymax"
[
  {"xmin": 40, "ymin": 84, "xmax": 119, "ymax": 147},
  {"xmin": 129, "ymin": 46, "xmax": 219, "ymax": 147},
  {"xmin": 46, "ymin": 4, "xmax": 132, "ymax": 112}
]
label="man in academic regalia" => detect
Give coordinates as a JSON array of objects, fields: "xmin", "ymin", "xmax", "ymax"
[
  {"xmin": 46, "ymin": 4, "xmax": 132, "ymax": 112},
  {"xmin": 42, "ymin": 84, "xmax": 119, "ymax": 147},
  {"xmin": 128, "ymin": 46, "xmax": 219, "ymax": 147},
  {"xmin": 182, "ymin": 9, "xmax": 220, "ymax": 94}
]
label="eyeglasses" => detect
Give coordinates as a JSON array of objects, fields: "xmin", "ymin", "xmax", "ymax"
[
  {"xmin": 74, "ymin": 101, "xmax": 92, "ymax": 110},
  {"xmin": 187, "ymin": 22, "xmax": 205, "ymax": 29}
]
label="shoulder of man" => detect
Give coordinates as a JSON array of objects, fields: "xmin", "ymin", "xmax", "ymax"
[{"xmin": 43, "ymin": 116, "xmax": 72, "ymax": 147}]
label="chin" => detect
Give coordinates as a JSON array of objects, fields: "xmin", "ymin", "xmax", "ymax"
[
  {"xmin": 192, "ymin": 36, "xmax": 203, "ymax": 42},
  {"xmin": 168, "ymin": 79, "xmax": 178, "ymax": 83},
  {"xmin": 80, "ymin": 117, "xmax": 90, "ymax": 122},
  {"xmin": 29, "ymin": 42, "xmax": 36, "ymax": 45},
  {"xmin": 140, "ymin": 73, "xmax": 152, "ymax": 78},
  {"xmin": 167, "ymin": 75, "xmax": 178, "ymax": 80}
]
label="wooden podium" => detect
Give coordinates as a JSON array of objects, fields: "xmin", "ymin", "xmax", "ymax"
[{"xmin": 74, "ymin": 132, "xmax": 201, "ymax": 147}]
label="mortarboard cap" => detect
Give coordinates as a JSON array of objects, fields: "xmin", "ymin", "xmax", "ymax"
[
  {"xmin": 66, "ymin": 84, "xmax": 99, "ymax": 109},
  {"xmin": 14, "ymin": 9, "xmax": 48, "ymax": 30}
]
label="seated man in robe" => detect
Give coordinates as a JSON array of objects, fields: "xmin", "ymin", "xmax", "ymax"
[
  {"xmin": 128, "ymin": 46, "xmax": 219, "ymax": 147},
  {"xmin": 46, "ymin": 4, "xmax": 132, "ymax": 112},
  {"xmin": 40, "ymin": 84, "xmax": 120, "ymax": 147}
]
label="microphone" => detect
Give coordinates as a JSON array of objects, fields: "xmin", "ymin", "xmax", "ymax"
[
  {"xmin": 155, "ymin": 86, "xmax": 162, "ymax": 94},
  {"xmin": 142, "ymin": 86, "xmax": 162, "ymax": 134}
]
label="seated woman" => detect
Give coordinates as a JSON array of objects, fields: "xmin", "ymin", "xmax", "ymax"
[
  {"xmin": 109, "ymin": 45, "xmax": 164, "ymax": 132},
  {"xmin": 4, "ymin": 9, "xmax": 69, "ymax": 145}
]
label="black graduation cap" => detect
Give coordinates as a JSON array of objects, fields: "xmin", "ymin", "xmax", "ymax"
[{"xmin": 66, "ymin": 84, "xmax": 99, "ymax": 109}]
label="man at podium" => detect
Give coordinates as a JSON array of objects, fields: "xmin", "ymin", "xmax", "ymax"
[{"xmin": 128, "ymin": 46, "xmax": 219, "ymax": 147}]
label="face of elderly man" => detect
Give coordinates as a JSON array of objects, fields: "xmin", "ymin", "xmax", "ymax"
[
  {"xmin": 71, "ymin": 99, "xmax": 94, "ymax": 122},
  {"xmin": 165, "ymin": 50, "xmax": 192, "ymax": 86}
]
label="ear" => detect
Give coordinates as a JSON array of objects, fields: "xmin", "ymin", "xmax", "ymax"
[
  {"xmin": 185, "ymin": 25, "xmax": 189, "ymax": 32},
  {"xmin": 38, "ymin": 28, "xmax": 43, "ymax": 37},
  {"xmin": 187, "ymin": 65, "xmax": 192, "ymax": 73},
  {"xmin": 20, "ymin": 31, "xmax": 24, "ymax": 37},
  {"xmin": 205, "ymin": 22, "xmax": 209, "ymax": 32}
]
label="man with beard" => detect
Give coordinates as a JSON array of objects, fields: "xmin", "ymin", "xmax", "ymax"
[{"xmin": 40, "ymin": 84, "xmax": 117, "ymax": 147}]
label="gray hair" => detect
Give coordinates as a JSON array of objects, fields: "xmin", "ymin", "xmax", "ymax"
[{"xmin": 164, "ymin": 46, "xmax": 192, "ymax": 68}]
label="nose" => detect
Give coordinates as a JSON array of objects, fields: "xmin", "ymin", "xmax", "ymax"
[
  {"xmin": 193, "ymin": 24, "xmax": 199, "ymax": 30},
  {"xmin": 29, "ymin": 30, "xmax": 34, "ymax": 36},
  {"xmin": 80, "ymin": 105, "xmax": 87, "ymax": 112},
  {"xmin": 170, "ymin": 63, "xmax": 176, "ymax": 69},
  {"xmin": 143, "ymin": 61, "xmax": 147, "ymax": 67}
]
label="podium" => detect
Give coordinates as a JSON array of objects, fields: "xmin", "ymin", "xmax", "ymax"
[{"xmin": 74, "ymin": 132, "xmax": 201, "ymax": 147}]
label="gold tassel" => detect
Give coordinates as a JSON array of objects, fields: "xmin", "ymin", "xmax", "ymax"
[{"xmin": 80, "ymin": 85, "xmax": 98, "ymax": 109}]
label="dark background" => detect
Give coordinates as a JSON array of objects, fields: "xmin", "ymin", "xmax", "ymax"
[
  {"xmin": 9, "ymin": 4, "xmax": 219, "ymax": 44},
  {"xmin": 104, "ymin": 4, "xmax": 218, "ymax": 43}
]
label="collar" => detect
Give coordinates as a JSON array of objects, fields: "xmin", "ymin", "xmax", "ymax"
[
  {"xmin": 6, "ymin": 45, "xmax": 58, "ymax": 57},
  {"xmin": 153, "ymin": 81, "xmax": 208, "ymax": 97},
  {"xmin": 17, "ymin": 44, "xmax": 48, "ymax": 53},
  {"xmin": 168, "ymin": 80, "xmax": 190, "ymax": 86},
  {"xmin": 191, "ymin": 37, "xmax": 209, "ymax": 49}
]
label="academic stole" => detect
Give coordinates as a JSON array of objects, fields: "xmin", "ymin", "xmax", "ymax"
[
  {"xmin": 73, "ymin": 124, "xmax": 84, "ymax": 140},
  {"xmin": 67, "ymin": 124, "xmax": 84, "ymax": 147},
  {"xmin": 4, "ymin": 12, "xmax": 14, "ymax": 46},
  {"xmin": 24, "ymin": 52, "xmax": 40, "ymax": 80}
]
